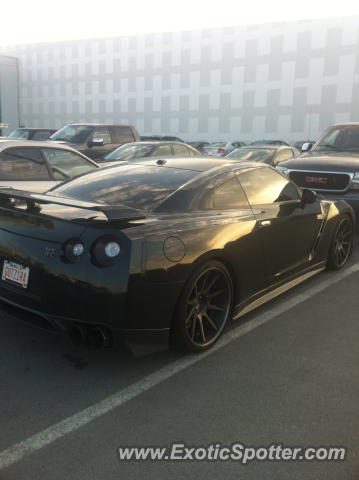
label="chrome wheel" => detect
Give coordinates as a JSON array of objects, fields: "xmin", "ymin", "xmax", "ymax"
[{"xmin": 183, "ymin": 265, "xmax": 232, "ymax": 348}]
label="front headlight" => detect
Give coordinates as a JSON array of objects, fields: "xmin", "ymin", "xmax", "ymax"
[
  {"xmin": 276, "ymin": 166, "xmax": 290, "ymax": 177},
  {"xmin": 351, "ymin": 172, "xmax": 359, "ymax": 189}
]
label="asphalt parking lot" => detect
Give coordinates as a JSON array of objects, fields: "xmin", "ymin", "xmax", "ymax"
[{"xmin": 0, "ymin": 252, "xmax": 358, "ymax": 480}]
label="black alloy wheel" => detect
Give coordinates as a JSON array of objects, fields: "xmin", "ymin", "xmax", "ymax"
[
  {"xmin": 327, "ymin": 215, "xmax": 353, "ymax": 270},
  {"xmin": 172, "ymin": 261, "xmax": 233, "ymax": 352}
]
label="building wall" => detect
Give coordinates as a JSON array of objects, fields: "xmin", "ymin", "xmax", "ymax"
[
  {"xmin": 2, "ymin": 15, "xmax": 359, "ymax": 143},
  {"xmin": 0, "ymin": 55, "xmax": 19, "ymax": 135}
]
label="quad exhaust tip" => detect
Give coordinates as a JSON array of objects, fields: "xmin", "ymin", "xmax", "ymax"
[{"xmin": 68, "ymin": 325, "xmax": 111, "ymax": 348}]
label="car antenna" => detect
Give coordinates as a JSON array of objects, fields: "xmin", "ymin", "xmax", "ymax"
[{"xmin": 307, "ymin": 110, "xmax": 312, "ymax": 142}]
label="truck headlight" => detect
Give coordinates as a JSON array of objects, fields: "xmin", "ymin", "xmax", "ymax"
[
  {"xmin": 351, "ymin": 172, "xmax": 359, "ymax": 189},
  {"xmin": 276, "ymin": 166, "xmax": 289, "ymax": 177}
]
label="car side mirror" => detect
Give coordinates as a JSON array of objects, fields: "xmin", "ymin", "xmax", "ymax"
[
  {"xmin": 88, "ymin": 138, "xmax": 104, "ymax": 147},
  {"xmin": 301, "ymin": 188, "xmax": 317, "ymax": 205},
  {"xmin": 301, "ymin": 142, "xmax": 313, "ymax": 152}
]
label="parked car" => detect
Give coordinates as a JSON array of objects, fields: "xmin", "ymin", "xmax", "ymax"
[
  {"xmin": 0, "ymin": 140, "xmax": 98, "ymax": 192},
  {"xmin": 292, "ymin": 140, "xmax": 315, "ymax": 150},
  {"xmin": 49, "ymin": 124, "xmax": 140, "ymax": 160},
  {"xmin": 140, "ymin": 135, "xmax": 184, "ymax": 142},
  {"xmin": 0, "ymin": 158, "xmax": 353, "ymax": 355},
  {"xmin": 204, "ymin": 141, "xmax": 247, "ymax": 156},
  {"xmin": 187, "ymin": 141, "xmax": 210, "ymax": 153},
  {"xmin": 100, "ymin": 141, "xmax": 200, "ymax": 163},
  {"xmin": 7, "ymin": 128, "xmax": 56, "ymax": 141},
  {"xmin": 225, "ymin": 146, "xmax": 300, "ymax": 166},
  {"xmin": 250, "ymin": 140, "xmax": 289, "ymax": 146},
  {"xmin": 276, "ymin": 123, "xmax": 359, "ymax": 220}
]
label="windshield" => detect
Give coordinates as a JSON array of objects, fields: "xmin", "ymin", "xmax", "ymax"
[
  {"xmin": 51, "ymin": 163, "xmax": 197, "ymax": 211},
  {"xmin": 50, "ymin": 125, "xmax": 93, "ymax": 143},
  {"xmin": 312, "ymin": 125, "xmax": 359, "ymax": 152},
  {"xmin": 8, "ymin": 129, "xmax": 31, "ymax": 139},
  {"xmin": 226, "ymin": 148, "xmax": 274, "ymax": 163},
  {"xmin": 104, "ymin": 143, "xmax": 154, "ymax": 162}
]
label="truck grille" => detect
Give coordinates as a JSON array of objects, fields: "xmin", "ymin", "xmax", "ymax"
[{"xmin": 289, "ymin": 171, "xmax": 351, "ymax": 191}]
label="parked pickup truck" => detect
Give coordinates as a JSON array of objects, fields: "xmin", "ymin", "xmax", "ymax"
[
  {"xmin": 276, "ymin": 122, "xmax": 359, "ymax": 221},
  {"xmin": 49, "ymin": 123, "xmax": 140, "ymax": 160}
]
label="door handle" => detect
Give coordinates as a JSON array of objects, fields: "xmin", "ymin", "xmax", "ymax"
[{"xmin": 257, "ymin": 220, "xmax": 271, "ymax": 227}]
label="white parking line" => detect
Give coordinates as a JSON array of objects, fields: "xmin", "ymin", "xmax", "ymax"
[{"xmin": 1, "ymin": 262, "xmax": 359, "ymax": 471}]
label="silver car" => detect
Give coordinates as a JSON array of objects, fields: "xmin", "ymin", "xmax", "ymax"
[
  {"xmin": 203, "ymin": 141, "xmax": 246, "ymax": 157},
  {"xmin": 0, "ymin": 140, "xmax": 99, "ymax": 193}
]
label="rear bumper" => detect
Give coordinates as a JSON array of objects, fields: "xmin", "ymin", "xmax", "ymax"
[{"xmin": 0, "ymin": 295, "xmax": 170, "ymax": 355}]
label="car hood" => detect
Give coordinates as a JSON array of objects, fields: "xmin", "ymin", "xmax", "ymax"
[{"xmin": 279, "ymin": 152, "xmax": 359, "ymax": 172}]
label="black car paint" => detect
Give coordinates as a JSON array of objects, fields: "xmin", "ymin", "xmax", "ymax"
[{"xmin": 0, "ymin": 159, "xmax": 353, "ymax": 354}]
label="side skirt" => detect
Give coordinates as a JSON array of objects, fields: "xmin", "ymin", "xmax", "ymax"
[{"xmin": 233, "ymin": 263, "xmax": 326, "ymax": 320}]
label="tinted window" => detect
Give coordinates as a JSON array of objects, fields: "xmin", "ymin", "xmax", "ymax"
[
  {"xmin": 32, "ymin": 130, "xmax": 53, "ymax": 140},
  {"xmin": 0, "ymin": 148, "xmax": 50, "ymax": 180},
  {"xmin": 152, "ymin": 145, "xmax": 172, "ymax": 156},
  {"xmin": 50, "ymin": 125, "xmax": 93, "ymax": 143},
  {"xmin": 52, "ymin": 164, "xmax": 197, "ymax": 211},
  {"xmin": 104, "ymin": 144, "xmax": 154, "ymax": 162},
  {"xmin": 41, "ymin": 149, "xmax": 97, "ymax": 180},
  {"xmin": 8, "ymin": 129, "xmax": 31, "ymax": 140},
  {"xmin": 201, "ymin": 177, "xmax": 250, "ymax": 210},
  {"xmin": 226, "ymin": 148, "xmax": 274, "ymax": 163},
  {"xmin": 173, "ymin": 144, "xmax": 190, "ymax": 155},
  {"xmin": 115, "ymin": 127, "xmax": 135, "ymax": 143},
  {"xmin": 313, "ymin": 125, "xmax": 359, "ymax": 152},
  {"xmin": 92, "ymin": 127, "xmax": 112, "ymax": 145},
  {"xmin": 238, "ymin": 167, "xmax": 301, "ymax": 205}
]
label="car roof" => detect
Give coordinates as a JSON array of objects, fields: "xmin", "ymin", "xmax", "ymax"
[
  {"xmin": 0, "ymin": 139, "xmax": 88, "ymax": 152},
  {"xmin": 65, "ymin": 123, "xmax": 133, "ymax": 127},
  {"xmin": 330, "ymin": 122, "xmax": 359, "ymax": 127},
  {"xmin": 238, "ymin": 145, "xmax": 287, "ymax": 150},
  {"xmin": 103, "ymin": 156, "xmax": 266, "ymax": 173},
  {"xmin": 12, "ymin": 128, "xmax": 56, "ymax": 131},
  {"xmin": 118, "ymin": 141, "xmax": 188, "ymax": 146}
]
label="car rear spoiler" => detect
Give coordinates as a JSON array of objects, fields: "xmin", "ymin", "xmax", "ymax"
[{"xmin": 0, "ymin": 188, "xmax": 146, "ymax": 222}]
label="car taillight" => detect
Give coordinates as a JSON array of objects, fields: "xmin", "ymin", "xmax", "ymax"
[
  {"xmin": 217, "ymin": 148, "xmax": 225, "ymax": 153},
  {"xmin": 63, "ymin": 238, "xmax": 85, "ymax": 263},
  {"xmin": 91, "ymin": 235, "xmax": 121, "ymax": 266}
]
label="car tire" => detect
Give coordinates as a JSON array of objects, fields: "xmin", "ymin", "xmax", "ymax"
[
  {"xmin": 327, "ymin": 215, "xmax": 353, "ymax": 270},
  {"xmin": 171, "ymin": 260, "xmax": 234, "ymax": 353}
]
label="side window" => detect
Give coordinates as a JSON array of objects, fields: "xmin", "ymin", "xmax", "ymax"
[
  {"xmin": 188, "ymin": 147, "xmax": 199, "ymax": 156},
  {"xmin": 238, "ymin": 167, "xmax": 301, "ymax": 205},
  {"xmin": 0, "ymin": 148, "xmax": 50, "ymax": 180},
  {"xmin": 41, "ymin": 149, "xmax": 97, "ymax": 180},
  {"xmin": 274, "ymin": 149, "xmax": 294, "ymax": 164},
  {"xmin": 152, "ymin": 145, "xmax": 172, "ymax": 156},
  {"xmin": 201, "ymin": 177, "xmax": 250, "ymax": 210},
  {"xmin": 115, "ymin": 127, "xmax": 135, "ymax": 143},
  {"xmin": 92, "ymin": 127, "xmax": 112, "ymax": 145},
  {"xmin": 172, "ymin": 144, "xmax": 190, "ymax": 155},
  {"xmin": 32, "ymin": 130, "xmax": 52, "ymax": 140}
]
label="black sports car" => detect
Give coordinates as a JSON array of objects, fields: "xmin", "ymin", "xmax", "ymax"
[{"xmin": 0, "ymin": 158, "xmax": 354, "ymax": 354}]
